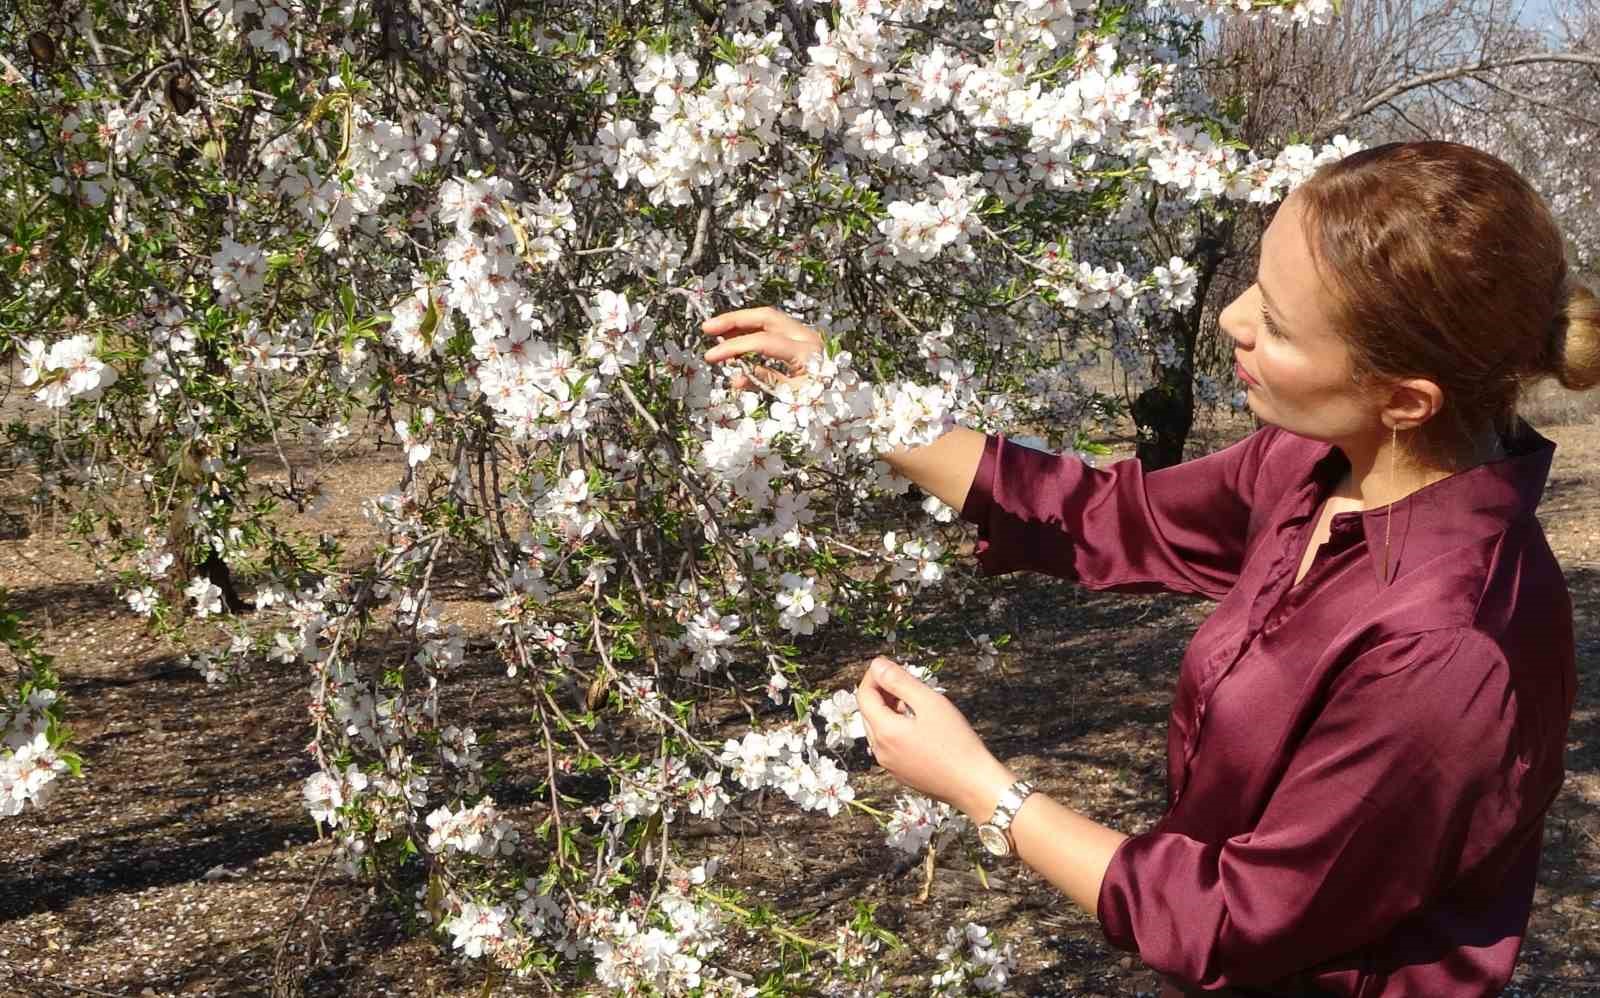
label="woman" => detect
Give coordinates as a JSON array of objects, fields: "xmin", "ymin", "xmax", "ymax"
[{"xmin": 702, "ymin": 142, "xmax": 1600, "ymax": 995}]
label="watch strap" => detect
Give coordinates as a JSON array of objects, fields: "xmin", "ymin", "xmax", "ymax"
[
  {"xmin": 978, "ymin": 779, "xmax": 1035, "ymax": 856},
  {"xmin": 987, "ymin": 779, "xmax": 1034, "ymax": 831}
]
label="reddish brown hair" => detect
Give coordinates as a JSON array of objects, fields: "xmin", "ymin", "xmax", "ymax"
[{"xmin": 1294, "ymin": 141, "xmax": 1600, "ymax": 449}]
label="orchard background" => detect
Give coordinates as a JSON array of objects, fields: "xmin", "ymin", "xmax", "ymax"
[{"xmin": 1, "ymin": 0, "xmax": 1598, "ymax": 995}]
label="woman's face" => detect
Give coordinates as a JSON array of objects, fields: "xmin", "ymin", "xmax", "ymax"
[{"xmin": 1219, "ymin": 193, "xmax": 1385, "ymax": 447}]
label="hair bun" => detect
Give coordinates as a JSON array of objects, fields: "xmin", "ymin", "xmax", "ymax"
[{"xmin": 1550, "ymin": 281, "xmax": 1600, "ymax": 392}]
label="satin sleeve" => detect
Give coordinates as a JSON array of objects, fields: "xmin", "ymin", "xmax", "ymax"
[
  {"xmin": 1095, "ymin": 628, "xmax": 1545, "ymax": 990},
  {"xmin": 959, "ymin": 425, "xmax": 1288, "ymax": 599}
]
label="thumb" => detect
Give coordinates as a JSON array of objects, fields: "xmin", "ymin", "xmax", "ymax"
[{"xmin": 867, "ymin": 656, "xmax": 929, "ymax": 710}]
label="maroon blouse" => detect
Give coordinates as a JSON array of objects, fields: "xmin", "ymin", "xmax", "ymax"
[{"xmin": 960, "ymin": 423, "xmax": 1575, "ymax": 996}]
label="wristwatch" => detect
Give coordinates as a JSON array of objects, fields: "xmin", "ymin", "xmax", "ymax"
[{"xmin": 976, "ymin": 779, "xmax": 1035, "ymax": 857}]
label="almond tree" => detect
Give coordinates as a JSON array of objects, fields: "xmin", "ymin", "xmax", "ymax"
[{"xmin": 0, "ymin": 0, "xmax": 1385, "ymax": 990}]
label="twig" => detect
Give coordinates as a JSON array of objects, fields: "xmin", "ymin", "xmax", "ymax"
[
  {"xmin": 257, "ymin": 379, "xmax": 299, "ymax": 499},
  {"xmin": 879, "ymin": 19, "xmax": 990, "ymax": 58},
  {"xmin": 270, "ymin": 847, "xmax": 338, "ymax": 998},
  {"xmin": 977, "ymin": 221, "xmax": 1061, "ymax": 276},
  {"xmin": 515, "ymin": 628, "xmax": 571, "ymax": 873},
  {"xmin": 883, "ymin": 297, "xmax": 929, "ymax": 338},
  {"xmin": 695, "ymin": 890, "xmax": 830, "ymax": 950},
  {"xmin": 587, "ymin": 606, "xmax": 721, "ymax": 763},
  {"xmin": 684, "ymin": 203, "xmax": 713, "ymax": 272}
]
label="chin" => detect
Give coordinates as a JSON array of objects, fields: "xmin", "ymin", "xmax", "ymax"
[{"xmin": 1247, "ymin": 406, "xmax": 1314, "ymax": 442}]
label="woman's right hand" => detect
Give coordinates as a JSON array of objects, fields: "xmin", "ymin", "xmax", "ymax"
[
  {"xmin": 704, "ymin": 305, "xmax": 984, "ymax": 510},
  {"xmin": 701, "ymin": 306, "xmax": 824, "ymax": 392}
]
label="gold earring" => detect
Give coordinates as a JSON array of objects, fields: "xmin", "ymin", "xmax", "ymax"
[{"xmin": 1383, "ymin": 423, "xmax": 1397, "ymax": 582}]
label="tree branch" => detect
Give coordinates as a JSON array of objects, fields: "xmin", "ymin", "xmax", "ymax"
[{"xmin": 1318, "ymin": 50, "xmax": 1600, "ymax": 139}]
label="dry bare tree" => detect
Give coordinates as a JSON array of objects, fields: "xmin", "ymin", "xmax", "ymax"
[{"xmin": 1133, "ymin": 0, "xmax": 1599, "ymax": 467}]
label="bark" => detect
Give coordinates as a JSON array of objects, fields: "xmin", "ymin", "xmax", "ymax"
[{"xmin": 1131, "ymin": 228, "xmax": 1231, "ymax": 470}]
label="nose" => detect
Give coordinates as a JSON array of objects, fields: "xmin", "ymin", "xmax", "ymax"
[{"xmin": 1218, "ymin": 291, "xmax": 1253, "ymax": 350}]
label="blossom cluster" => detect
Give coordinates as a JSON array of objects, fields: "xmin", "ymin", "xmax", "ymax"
[
  {"xmin": 885, "ymin": 792, "xmax": 963, "ymax": 854},
  {"xmin": 718, "ymin": 720, "xmax": 856, "ymax": 817},
  {"xmin": 19, "ymin": 335, "xmax": 117, "ymax": 409},
  {"xmin": 439, "ymin": 877, "xmax": 577, "ymax": 964},
  {"xmin": 210, "ymin": 237, "xmax": 268, "ymax": 306},
  {"xmin": 877, "ymin": 174, "xmax": 985, "ymax": 264},
  {"xmin": 931, "ymin": 922, "xmax": 1017, "ymax": 994},
  {"xmin": 590, "ymin": 868, "xmax": 743, "ymax": 995},
  {"xmin": 695, "ymin": 347, "xmax": 962, "ymax": 617},
  {"xmin": 599, "ymin": 755, "xmax": 728, "ymax": 825},
  {"xmin": 425, "ymin": 797, "xmax": 521, "ymax": 858},
  {"xmin": 304, "ymin": 763, "xmax": 369, "ymax": 827},
  {"xmin": 1146, "ymin": 131, "xmax": 1362, "ymax": 203},
  {"xmin": 0, "ymin": 689, "xmax": 68, "ymax": 817},
  {"xmin": 1155, "ymin": 0, "xmax": 1336, "ymax": 26},
  {"xmin": 710, "ymin": 686, "xmax": 870, "ymax": 820},
  {"xmin": 884, "ymin": 530, "xmax": 947, "ymax": 592}
]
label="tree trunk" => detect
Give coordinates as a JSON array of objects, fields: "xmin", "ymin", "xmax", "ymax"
[
  {"xmin": 201, "ymin": 547, "xmax": 253, "ymax": 614},
  {"xmin": 1130, "ymin": 225, "xmax": 1233, "ymax": 471},
  {"xmin": 1133, "ymin": 363, "xmax": 1195, "ymax": 470}
]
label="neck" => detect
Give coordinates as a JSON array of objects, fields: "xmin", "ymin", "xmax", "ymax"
[{"xmin": 1341, "ymin": 425, "xmax": 1506, "ymax": 509}]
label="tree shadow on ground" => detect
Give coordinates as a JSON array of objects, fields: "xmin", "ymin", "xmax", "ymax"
[
  {"xmin": 0, "ymin": 638, "xmax": 317, "ymax": 924},
  {"xmin": 4, "ymin": 577, "xmax": 124, "ymax": 628},
  {"xmin": 12, "ymin": 880, "xmax": 526, "ymax": 997},
  {"xmin": 0, "ymin": 812, "xmax": 320, "ymax": 922}
]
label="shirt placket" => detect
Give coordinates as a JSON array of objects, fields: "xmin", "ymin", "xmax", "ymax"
[{"xmin": 1173, "ymin": 493, "xmax": 1363, "ymax": 805}]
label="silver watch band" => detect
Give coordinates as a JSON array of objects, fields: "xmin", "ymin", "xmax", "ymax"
[
  {"xmin": 988, "ymin": 779, "xmax": 1034, "ymax": 831},
  {"xmin": 977, "ymin": 779, "xmax": 1035, "ymax": 857}
]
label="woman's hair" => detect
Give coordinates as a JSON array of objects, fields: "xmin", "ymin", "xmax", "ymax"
[{"xmin": 1293, "ymin": 141, "xmax": 1600, "ymax": 448}]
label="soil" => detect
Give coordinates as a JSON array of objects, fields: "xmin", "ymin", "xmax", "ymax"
[{"xmin": 2, "ymin": 410, "xmax": 1599, "ymax": 998}]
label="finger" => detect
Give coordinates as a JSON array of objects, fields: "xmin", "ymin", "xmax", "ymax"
[
  {"xmin": 857, "ymin": 659, "xmax": 903, "ymax": 710},
  {"xmin": 700, "ymin": 306, "xmax": 790, "ymax": 335},
  {"xmin": 859, "ymin": 680, "xmax": 905, "ymax": 720},
  {"xmin": 856, "ymin": 668, "xmax": 916, "ymax": 735},
  {"xmin": 702, "ymin": 331, "xmax": 811, "ymax": 368}
]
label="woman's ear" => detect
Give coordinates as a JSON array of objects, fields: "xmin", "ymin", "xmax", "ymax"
[{"xmin": 1381, "ymin": 377, "xmax": 1445, "ymax": 431}]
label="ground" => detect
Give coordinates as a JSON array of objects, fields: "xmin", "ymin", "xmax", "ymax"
[{"xmin": 2, "ymin": 402, "xmax": 1598, "ymax": 998}]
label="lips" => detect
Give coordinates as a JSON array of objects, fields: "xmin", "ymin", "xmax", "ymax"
[{"xmin": 1235, "ymin": 359, "xmax": 1259, "ymax": 388}]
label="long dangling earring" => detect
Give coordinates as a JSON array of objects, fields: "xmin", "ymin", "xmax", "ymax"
[{"xmin": 1383, "ymin": 423, "xmax": 1397, "ymax": 582}]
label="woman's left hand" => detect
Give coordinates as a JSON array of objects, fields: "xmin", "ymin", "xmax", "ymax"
[{"xmin": 855, "ymin": 656, "xmax": 1017, "ymax": 821}]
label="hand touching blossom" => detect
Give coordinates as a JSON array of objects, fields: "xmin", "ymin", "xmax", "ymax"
[
  {"xmin": 855, "ymin": 657, "xmax": 1016, "ymax": 822},
  {"xmin": 701, "ymin": 306, "xmax": 824, "ymax": 391}
]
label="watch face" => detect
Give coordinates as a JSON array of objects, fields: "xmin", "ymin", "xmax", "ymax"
[{"xmin": 978, "ymin": 824, "xmax": 1010, "ymax": 856}]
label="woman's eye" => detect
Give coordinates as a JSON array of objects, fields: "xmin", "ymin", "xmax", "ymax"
[{"xmin": 1259, "ymin": 302, "xmax": 1283, "ymax": 337}]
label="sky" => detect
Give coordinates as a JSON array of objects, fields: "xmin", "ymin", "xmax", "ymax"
[{"xmin": 1515, "ymin": 0, "xmax": 1568, "ymax": 36}]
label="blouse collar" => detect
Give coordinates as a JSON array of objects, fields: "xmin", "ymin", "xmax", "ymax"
[{"xmin": 1305, "ymin": 420, "xmax": 1556, "ymax": 588}]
